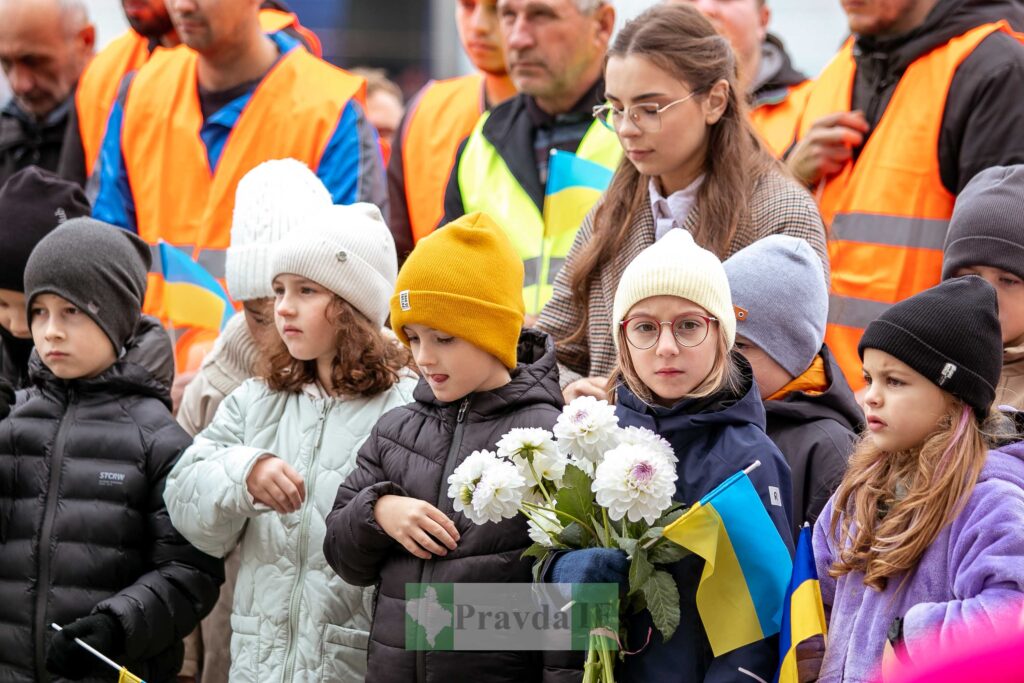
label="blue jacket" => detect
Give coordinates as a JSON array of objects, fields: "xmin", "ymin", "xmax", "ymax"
[{"xmin": 615, "ymin": 360, "xmax": 794, "ymax": 683}]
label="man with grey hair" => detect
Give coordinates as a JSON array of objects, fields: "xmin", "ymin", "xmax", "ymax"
[
  {"xmin": 442, "ymin": 0, "xmax": 621, "ymax": 322},
  {"xmin": 0, "ymin": 0, "xmax": 94, "ymax": 185}
]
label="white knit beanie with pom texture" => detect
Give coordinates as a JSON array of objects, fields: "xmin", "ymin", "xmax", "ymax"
[
  {"xmin": 271, "ymin": 203, "xmax": 398, "ymax": 328},
  {"xmin": 225, "ymin": 158, "xmax": 333, "ymax": 301},
  {"xmin": 612, "ymin": 228, "xmax": 736, "ymax": 349}
]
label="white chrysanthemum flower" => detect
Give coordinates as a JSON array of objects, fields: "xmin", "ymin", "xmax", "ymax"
[
  {"xmin": 616, "ymin": 426, "xmax": 677, "ymax": 464},
  {"xmin": 498, "ymin": 428, "xmax": 567, "ymax": 488},
  {"xmin": 553, "ymin": 396, "xmax": 620, "ymax": 472},
  {"xmin": 526, "ymin": 506, "xmax": 564, "ymax": 547},
  {"xmin": 592, "ymin": 443, "xmax": 678, "ymax": 525},
  {"xmin": 469, "ymin": 459, "xmax": 527, "ymax": 524}
]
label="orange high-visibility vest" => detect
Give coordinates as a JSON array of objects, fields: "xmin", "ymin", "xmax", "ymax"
[
  {"xmin": 798, "ymin": 21, "xmax": 1014, "ymax": 390},
  {"xmin": 121, "ymin": 41, "xmax": 364, "ymax": 370},
  {"xmin": 75, "ymin": 9, "xmax": 321, "ymax": 179},
  {"xmin": 401, "ymin": 73, "xmax": 485, "ymax": 242},
  {"xmin": 750, "ymin": 79, "xmax": 813, "ymax": 158}
]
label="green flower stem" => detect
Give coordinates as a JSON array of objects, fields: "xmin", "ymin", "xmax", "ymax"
[
  {"xmin": 599, "ymin": 633, "xmax": 615, "ymax": 682},
  {"xmin": 527, "ymin": 459, "xmax": 554, "ymax": 505},
  {"xmin": 602, "ymin": 508, "xmax": 612, "ymax": 549},
  {"xmin": 584, "ymin": 634, "xmax": 599, "ymax": 683}
]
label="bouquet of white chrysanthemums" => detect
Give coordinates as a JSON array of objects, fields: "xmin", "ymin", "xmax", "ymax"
[{"xmin": 446, "ymin": 396, "xmax": 690, "ymax": 682}]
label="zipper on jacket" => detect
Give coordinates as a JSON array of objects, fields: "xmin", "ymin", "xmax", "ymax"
[
  {"xmin": 281, "ymin": 400, "xmax": 331, "ymax": 683},
  {"xmin": 416, "ymin": 397, "xmax": 470, "ymax": 683},
  {"xmin": 34, "ymin": 388, "xmax": 76, "ymax": 681}
]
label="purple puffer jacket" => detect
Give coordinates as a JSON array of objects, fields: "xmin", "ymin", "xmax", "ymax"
[{"xmin": 812, "ymin": 440, "xmax": 1024, "ymax": 682}]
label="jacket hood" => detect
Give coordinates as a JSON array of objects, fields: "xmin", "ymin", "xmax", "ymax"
[
  {"xmin": 764, "ymin": 346, "xmax": 865, "ymax": 433},
  {"xmin": 412, "ymin": 327, "xmax": 564, "ymax": 417},
  {"xmin": 854, "ymin": 0, "xmax": 1024, "ymax": 75},
  {"xmin": 616, "ymin": 352, "xmax": 767, "ymax": 433},
  {"xmin": 28, "ymin": 315, "xmax": 175, "ymax": 408},
  {"xmin": 751, "ymin": 34, "xmax": 808, "ymax": 103},
  {"xmin": 981, "ymin": 440, "xmax": 1024, "ymax": 490}
]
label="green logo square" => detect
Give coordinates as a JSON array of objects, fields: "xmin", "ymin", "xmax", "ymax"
[{"xmin": 405, "ymin": 583, "xmax": 455, "ymax": 651}]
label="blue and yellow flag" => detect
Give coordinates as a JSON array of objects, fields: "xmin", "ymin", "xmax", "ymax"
[
  {"xmin": 662, "ymin": 468, "xmax": 793, "ymax": 656},
  {"xmin": 157, "ymin": 242, "xmax": 233, "ymax": 332},
  {"xmin": 542, "ymin": 150, "xmax": 614, "ymax": 239},
  {"xmin": 118, "ymin": 667, "xmax": 145, "ymax": 683},
  {"xmin": 776, "ymin": 525, "xmax": 827, "ymax": 683}
]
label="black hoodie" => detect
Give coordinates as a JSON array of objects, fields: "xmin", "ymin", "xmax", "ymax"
[
  {"xmin": 850, "ymin": 0, "xmax": 1024, "ymax": 193},
  {"xmin": 763, "ymin": 346, "xmax": 863, "ymax": 532}
]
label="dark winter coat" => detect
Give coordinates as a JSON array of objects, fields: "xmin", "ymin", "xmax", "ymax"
[
  {"xmin": 0, "ymin": 334, "xmax": 224, "ymax": 682},
  {"xmin": 764, "ymin": 346, "xmax": 862, "ymax": 532},
  {"xmin": 0, "ymin": 326, "xmax": 32, "ymax": 389},
  {"xmin": 323, "ymin": 330, "xmax": 567, "ymax": 683},
  {"xmin": 614, "ymin": 356, "xmax": 794, "ymax": 683}
]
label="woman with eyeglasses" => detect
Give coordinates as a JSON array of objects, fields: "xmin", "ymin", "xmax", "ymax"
[
  {"xmin": 542, "ymin": 228, "xmax": 794, "ymax": 683},
  {"xmin": 535, "ymin": 2, "xmax": 828, "ymax": 403}
]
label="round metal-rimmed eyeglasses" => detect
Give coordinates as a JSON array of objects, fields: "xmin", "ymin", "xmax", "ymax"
[
  {"xmin": 592, "ymin": 91, "xmax": 700, "ymax": 133},
  {"xmin": 619, "ymin": 314, "xmax": 719, "ymax": 350}
]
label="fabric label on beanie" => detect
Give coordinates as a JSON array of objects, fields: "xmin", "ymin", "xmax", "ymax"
[
  {"xmin": 939, "ymin": 362, "xmax": 957, "ymax": 386},
  {"xmin": 399, "ymin": 290, "xmax": 411, "ymax": 311}
]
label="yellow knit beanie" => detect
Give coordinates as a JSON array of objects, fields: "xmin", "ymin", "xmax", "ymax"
[{"xmin": 390, "ymin": 212, "xmax": 525, "ymax": 369}]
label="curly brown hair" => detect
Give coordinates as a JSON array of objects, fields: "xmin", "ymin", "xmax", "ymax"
[{"xmin": 262, "ymin": 296, "xmax": 412, "ymax": 397}]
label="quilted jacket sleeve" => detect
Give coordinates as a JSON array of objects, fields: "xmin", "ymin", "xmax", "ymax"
[
  {"xmin": 323, "ymin": 423, "xmax": 407, "ymax": 587},
  {"xmin": 95, "ymin": 419, "xmax": 224, "ymax": 663},
  {"xmin": 164, "ymin": 380, "xmax": 271, "ymax": 558}
]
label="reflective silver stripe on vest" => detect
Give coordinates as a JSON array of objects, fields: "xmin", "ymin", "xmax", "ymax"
[
  {"xmin": 827, "ymin": 293, "xmax": 893, "ymax": 331},
  {"xmin": 547, "ymin": 257, "xmax": 567, "ymax": 285},
  {"xmin": 831, "ymin": 213, "xmax": 950, "ymax": 250},
  {"xmin": 196, "ymin": 249, "xmax": 228, "ymax": 280},
  {"xmin": 523, "ymin": 257, "xmax": 541, "ymax": 288}
]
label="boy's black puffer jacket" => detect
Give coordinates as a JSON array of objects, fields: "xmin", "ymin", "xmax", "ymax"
[
  {"xmin": 324, "ymin": 329, "xmax": 574, "ymax": 683},
  {"xmin": 0, "ymin": 342, "xmax": 224, "ymax": 682}
]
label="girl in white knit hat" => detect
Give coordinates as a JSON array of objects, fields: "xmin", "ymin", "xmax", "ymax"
[
  {"xmin": 546, "ymin": 228, "xmax": 794, "ymax": 682},
  {"xmin": 164, "ymin": 203, "xmax": 417, "ymax": 683}
]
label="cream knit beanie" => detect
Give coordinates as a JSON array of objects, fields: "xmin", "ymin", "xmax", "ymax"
[
  {"xmin": 612, "ymin": 228, "xmax": 736, "ymax": 349},
  {"xmin": 225, "ymin": 159, "xmax": 333, "ymax": 301},
  {"xmin": 271, "ymin": 203, "xmax": 397, "ymax": 327}
]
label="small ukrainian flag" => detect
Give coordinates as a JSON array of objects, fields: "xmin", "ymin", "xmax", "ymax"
[
  {"xmin": 157, "ymin": 241, "xmax": 233, "ymax": 332},
  {"xmin": 542, "ymin": 149, "xmax": 613, "ymax": 240},
  {"xmin": 776, "ymin": 524, "xmax": 828, "ymax": 683},
  {"xmin": 662, "ymin": 465, "xmax": 793, "ymax": 656}
]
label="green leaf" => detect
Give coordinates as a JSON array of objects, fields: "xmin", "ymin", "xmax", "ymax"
[
  {"xmin": 555, "ymin": 465, "xmax": 596, "ymax": 526},
  {"xmin": 558, "ymin": 521, "xmax": 587, "ymax": 548},
  {"xmin": 521, "ymin": 543, "xmax": 549, "ymax": 561},
  {"xmin": 641, "ymin": 569, "xmax": 681, "ymax": 641},
  {"xmin": 628, "ymin": 547, "xmax": 654, "ymax": 595},
  {"xmin": 617, "ymin": 537, "xmax": 639, "ymax": 558},
  {"xmin": 655, "ymin": 506, "xmax": 688, "ymax": 528},
  {"xmin": 648, "ymin": 540, "xmax": 692, "ymax": 565},
  {"xmin": 591, "ymin": 515, "xmax": 610, "ymax": 547}
]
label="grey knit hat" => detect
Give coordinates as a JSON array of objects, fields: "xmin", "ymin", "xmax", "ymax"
[
  {"xmin": 943, "ymin": 165, "xmax": 1024, "ymax": 282},
  {"xmin": 271, "ymin": 203, "xmax": 397, "ymax": 327},
  {"xmin": 24, "ymin": 217, "xmax": 151, "ymax": 352},
  {"xmin": 723, "ymin": 235, "xmax": 828, "ymax": 377}
]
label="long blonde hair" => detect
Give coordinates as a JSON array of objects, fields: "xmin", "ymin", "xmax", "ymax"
[
  {"xmin": 609, "ymin": 323, "xmax": 742, "ymax": 405},
  {"xmin": 829, "ymin": 402, "xmax": 991, "ymax": 591}
]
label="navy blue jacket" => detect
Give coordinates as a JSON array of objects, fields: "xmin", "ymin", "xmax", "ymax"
[{"xmin": 615, "ymin": 360, "xmax": 794, "ymax": 683}]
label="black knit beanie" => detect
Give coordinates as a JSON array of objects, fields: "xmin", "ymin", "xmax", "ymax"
[
  {"xmin": 0, "ymin": 167, "xmax": 91, "ymax": 292},
  {"xmin": 942, "ymin": 165, "xmax": 1024, "ymax": 282},
  {"xmin": 23, "ymin": 218, "xmax": 151, "ymax": 352},
  {"xmin": 858, "ymin": 275, "xmax": 1002, "ymax": 417}
]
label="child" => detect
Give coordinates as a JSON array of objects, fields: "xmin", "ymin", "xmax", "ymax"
[
  {"xmin": 323, "ymin": 212, "xmax": 564, "ymax": 682},
  {"xmin": 0, "ymin": 167, "xmax": 90, "ymax": 388},
  {"xmin": 724, "ymin": 235, "xmax": 860, "ymax": 530},
  {"xmin": 174, "ymin": 159, "xmax": 332, "ymax": 683},
  {"xmin": 546, "ymin": 229, "xmax": 794, "ymax": 682},
  {"xmin": 0, "ymin": 218, "xmax": 223, "ymax": 682},
  {"xmin": 164, "ymin": 203, "xmax": 416, "ymax": 683},
  {"xmin": 811, "ymin": 275, "xmax": 1024, "ymax": 682},
  {"xmin": 942, "ymin": 165, "xmax": 1024, "ymax": 410}
]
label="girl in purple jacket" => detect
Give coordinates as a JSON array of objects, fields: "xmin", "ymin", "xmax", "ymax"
[{"xmin": 811, "ymin": 276, "xmax": 1024, "ymax": 682}]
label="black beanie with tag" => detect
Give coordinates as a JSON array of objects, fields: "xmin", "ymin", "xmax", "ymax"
[
  {"xmin": 858, "ymin": 275, "xmax": 1002, "ymax": 417},
  {"xmin": 23, "ymin": 218, "xmax": 151, "ymax": 352},
  {"xmin": 0, "ymin": 167, "xmax": 91, "ymax": 293}
]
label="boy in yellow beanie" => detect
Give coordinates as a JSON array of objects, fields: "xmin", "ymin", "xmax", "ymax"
[{"xmin": 324, "ymin": 212, "xmax": 567, "ymax": 682}]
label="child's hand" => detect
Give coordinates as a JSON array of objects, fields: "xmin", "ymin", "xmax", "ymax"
[
  {"xmin": 246, "ymin": 456, "xmax": 306, "ymax": 514},
  {"xmin": 374, "ymin": 494, "xmax": 460, "ymax": 559},
  {"xmin": 795, "ymin": 634, "xmax": 825, "ymax": 682}
]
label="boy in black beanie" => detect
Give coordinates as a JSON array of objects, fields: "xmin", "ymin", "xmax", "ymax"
[
  {"xmin": 0, "ymin": 218, "xmax": 223, "ymax": 683},
  {"xmin": 942, "ymin": 164, "xmax": 1024, "ymax": 410},
  {"xmin": 0, "ymin": 167, "xmax": 90, "ymax": 390}
]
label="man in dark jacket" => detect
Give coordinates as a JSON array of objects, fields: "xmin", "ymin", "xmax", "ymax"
[
  {"xmin": 0, "ymin": 0, "xmax": 95, "ymax": 186},
  {"xmin": 725, "ymin": 235, "xmax": 861, "ymax": 531},
  {"xmin": 0, "ymin": 218, "xmax": 223, "ymax": 683}
]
